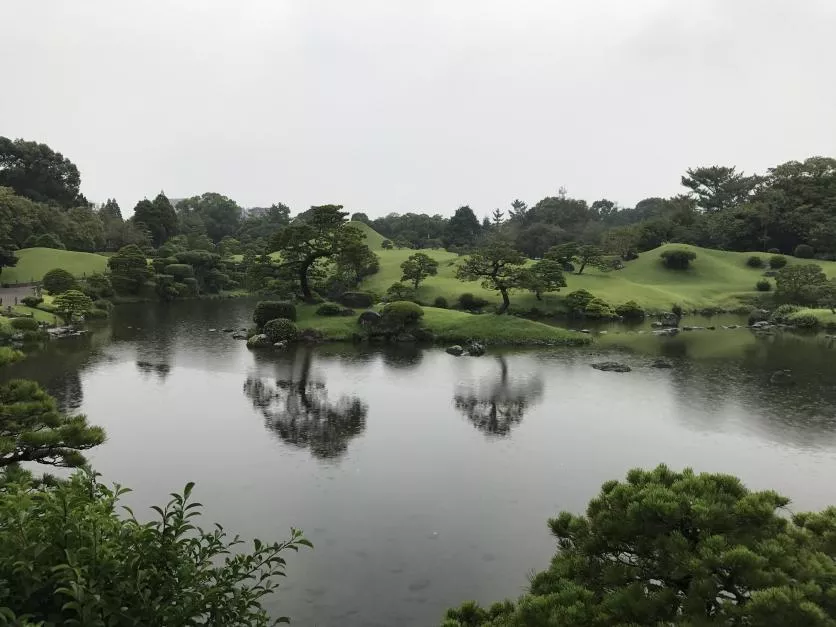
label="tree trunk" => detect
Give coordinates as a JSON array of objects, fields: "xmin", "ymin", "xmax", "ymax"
[
  {"xmin": 299, "ymin": 259, "xmax": 313, "ymax": 301},
  {"xmin": 535, "ymin": 291, "xmax": 542, "ymax": 301},
  {"xmin": 577, "ymin": 261, "xmax": 587, "ymax": 275},
  {"xmin": 498, "ymin": 288, "xmax": 510, "ymax": 314}
]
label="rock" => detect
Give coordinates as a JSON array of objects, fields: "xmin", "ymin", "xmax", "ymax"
[
  {"xmin": 651, "ymin": 358, "xmax": 673, "ymax": 368},
  {"xmin": 658, "ymin": 312, "xmax": 679, "ymax": 327},
  {"xmin": 465, "ymin": 341, "xmax": 486, "ymax": 357},
  {"xmin": 246, "ymin": 334, "xmax": 271, "ymax": 348},
  {"xmin": 751, "ymin": 321, "xmax": 772, "ymax": 329},
  {"xmin": 591, "ymin": 361, "xmax": 631, "ymax": 373},
  {"xmin": 651, "ymin": 321, "xmax": 664, "ymax": 328},
  {"xmin": 231, "ymin": 332, "xmax": 248, "ymax": 340},
  {"xmin": 652, "ymin": 328, "xmax": 680, "ymax": 337},
  {"xmin": 769, "ymin": 370, "xmax": 794, "ymax": 386},
  {"xmin": 240, "ymin": 327, "xmax": 248, "ymax": 331},
  {"xmin": 762, "ymin": 270, "xmax": 778, "ymax": 277},
  {"xmin": 446, "ymin": 345, "xmax": 464, "ymax": 356},
  {"xmin": 682, "ymin": 326, "xmax": 705, "ymax": 331},
  {"xmin": 298, "ymin": 328, "xmax": 324, "ymax": 344},
  {"xmin": 598, "ymin": 330, "xmax": 608, "ymax": 335},
  {"xmin": 273, "ymin": 341, "xmax": 288, "ymax": 350},
  {"xmin": 580, "ymin": 329, "xmax": 591, "ymax": 334},
  {"xmin": 222, "ymin": 328, "xmax": 233, "ymax": 333},
  {"xmin": 209, "ymin": 328, "xmax": 217, "ymax": 332},
  {"xmin": 358, "ymin": 311, "xmax": 382, "ymax": 327},
  {"xmin": 707, "ymin": 326, "xmax": 716, "ymax": 330}
]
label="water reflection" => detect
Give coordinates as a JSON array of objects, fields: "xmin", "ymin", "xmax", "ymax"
[
  {"xmin": 136, "ymin": 360, "xmax": 171, "ymax": 381},
  {"xmin": 243, "ymin": 348, "xmax": 368, "ymax": 459},
  {"xmin": 453, "ymin": 356, "xmax": 544, "ymax": 436}
]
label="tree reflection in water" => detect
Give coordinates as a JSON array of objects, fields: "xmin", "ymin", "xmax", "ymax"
[
  {"xmin": 453, "ymin": 356, "xmax": 544, "ymax": 436},
  {"xmin": 243, "ymin": 348, "xmax": 367, "ymax": 459}
]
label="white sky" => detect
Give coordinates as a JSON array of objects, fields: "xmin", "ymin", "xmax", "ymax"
[{"xmin": 1, "ymin": 0, "xmax": 834, "ymax": 218}]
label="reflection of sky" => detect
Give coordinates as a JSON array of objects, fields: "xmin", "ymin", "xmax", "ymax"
[{"xmin": 5, "ymin": 303, "xmax": 836, "ymax": 627}]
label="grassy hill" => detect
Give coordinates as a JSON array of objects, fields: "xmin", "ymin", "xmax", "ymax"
[{"xmin": 2, "ymin": 248, "xmax": 108, "ymax": 284}]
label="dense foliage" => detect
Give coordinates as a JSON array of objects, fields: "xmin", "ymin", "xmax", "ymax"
[
  {"xmin": 660, "ymin": 248, "xmax": 697, "ymax": 270},
  {"xmin": 52, "ymin": 289, "xmax": 94, "ymax": 323},
  {"xmin": 253, "ymin": 301, "xmax": 297, "ymax": 328},
  {"xmin": 456, "ymin": 236, "xmax": 527, "ymax": 314},
  {"xmin": 443, "ymin": 465, "xmax": 836, "ymax": 626},
  {"xmin": 263, "ymin": 318, "xmax": 299, "ymax": 344},
  {"xmin": 400, "ymin": 252, "xmax": 439, "ymax": 289},
  {"xmin": 41, "ymin": 267, "xmax": 76, "ymax": 294}
]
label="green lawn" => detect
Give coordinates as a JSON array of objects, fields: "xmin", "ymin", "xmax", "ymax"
[
  {"xmin": 294, "ymin": 304, "xmax": 590, "ymax": 346},
  {"xmin": 3, "ymin": 248, "xmax": 108, "ymax": 284}
]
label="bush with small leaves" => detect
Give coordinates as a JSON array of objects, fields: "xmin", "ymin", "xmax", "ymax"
[
  {"xmin": 263, "ymin": 318, "xmax": 299, "ymax": 344},
  {"xmin": 85, "ymin": 308, "xmax": 109, "ymax": 320},
  {"xmin": 253, "ymin": 301, "xmax": 296, "ymax": 328},
  {"xmin": 746, "ymin": 255, "xmax": 765, "ymax": 268},
  {"xmin": 564, "ymin": 289, "xmax": 595, "ymax": 313},
  {"xmin": 791, "ymin": 313, "xmax": 820, "ymax": 329},
  {"xmin": 316, "ymin": 303, "xmax": 343, "ymax": 316},
  {"xmin": 584, "ymin": 298, "xmax": 616, "ymax": 319},
  {"xmin": 381, "ymin": 239, "xmax": 394, "ymax": 250},
  {"xmin": 770, "ymin": 304, "xmax": 800, "ymax": 324},
  {"xmin": 10, "ymin": 317, "xmax": 38, "ymax": 331},
  {"xmin": 660, "ymin": 249, "xmax": 697, "ymax": 270},
  {"xmin": 458, "ymin": 293, "xmax": 489, "ymax": 312},
  {"xmin": 794, "ymin": 244, "xmax": 814, "ymax": 259},
  {"xmin": 340, "ymin": 291, "xmax": 375, "ymax": 308},
  {"xmin": 163, "ymin": 263, "xmax": 194, "ymax": 280},
  {"xmin": 42, "ymin": 268, "xmax": 76, "ymax": 294},
  {"xmin": 20, "ymin": 296, "xmax": 43, "ymax": 308},
  {"xmin": 386, "ymin": 282, "xmax": 415, "ymax": 302},
  {"xmin": 769, "ymin": 255, "xmax": 787, "ymax": 269},
  {"xmin": 433, "ymin": 296, "xmax": 448, "ymax": 309},
  {"xmin": 756, "ymin": 279, "xmax": 772, "ymax": 292},
  {"xmin": 615, "ymin": 300, "xmax": 645, "ymax": 319},
  {"xmin": 381, "ymin": 301, "xmax": 424, "ymax": 330}
]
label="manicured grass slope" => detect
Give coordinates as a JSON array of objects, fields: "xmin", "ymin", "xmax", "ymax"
[{"xmin": 4, "ymin": 248, "xmax": 108, "ymax": 284}]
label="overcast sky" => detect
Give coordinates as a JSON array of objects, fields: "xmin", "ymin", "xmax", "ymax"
[{"xmin": 1, "ymin": 1, "xmax": 834, "ymax": 218}]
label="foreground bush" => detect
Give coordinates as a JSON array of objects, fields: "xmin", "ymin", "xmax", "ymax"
[
  {"xmin": 564, "ymin": 289, "xmax": 595, "ymax": 314},
  {"xmin": 746, "ymin": 255, "xmax": 765, "ymax": 268},
  {"xmin": 20, "ymin": 296, "xmax": 42, "ymax": 308},
  {"xmin": 458, "ymin": 293, "xmax": 489, "ymax": 312},
  {"xmin": 794, "ymin": 243, "xmax": 814, "ymax": 258},
  {"xmin": 660, "ymin": 248, "xmax": 697, "ymax": 270},
  {"xmin": 443, "ymin": 465, "xmax": 836, "ymax": 626},
  {"xmin": 770, "ymin": 304, "xmax": 800, "ymax": 324},
  {"xmin": 42, "ymin": 268, "xmax": 76, "ymax": 294},
  {"xmin": 614, "ymin": 300, "xmax": 644, "ymax": 319},
  {"xmin": 9, "ymin": 317, "xmax": 38, "ymax": 331},
  {"xmin": 770, "ymin": 254, "xmax": 787, "ymax": 269},
  {"xmin": 253, "ymin": 300, "xmax": 296, "ymax": 328},
  {"xmin": 756, "ymin": 279, "xmax": 772, "ymax": 292},
  {"xmin": 433, "ymin": 296, "xmax": 448, "ymax": 309},
  {"xmin": 381, "ymin": 301, "xmax": 424, "ymax": 328},
  {"xmin": 340, "ymin": 291, "xmax": 375, "ymax": 308},
  {"xmin": 0, "ymin": 470, "xmax": 311, "ymax": 626},
  {"xmin": 263, "ymin": 318, "xmax": 299, "ymax": 343},
  {"xmin": 316, "ymin": 302, "xmax": 343, "ymax": 316},
  {"xmin": 583, "ymin": 297, "xmax": 615, "ymax": 319},
  {"xmin": 791, "ymin": 313, "xmax": 820, "ymax": 329}
]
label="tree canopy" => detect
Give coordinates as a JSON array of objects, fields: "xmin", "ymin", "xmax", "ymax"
[
  {"xmin": 400, "ymin": 252, "xmax": 439, "ymax": 289},
  {"xmin": 456, "ymin": 236, "xmax": 527, "ymax": 314},
  {"xmin": 0, "ymin": 137, "xmax": 84, "ymax": 207}
]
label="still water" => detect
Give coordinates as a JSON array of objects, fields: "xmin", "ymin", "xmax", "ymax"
[{"xmin": 4, "ymin": 299, "xmax": 836, "ymax": 626}]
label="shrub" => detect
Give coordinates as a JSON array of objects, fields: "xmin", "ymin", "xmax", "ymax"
[
  {"xmin": 381, "ymin": 301, "xmax": 425, "ymax": 329},
  {"xmin": 85, "ymin": 308, "xmax": 109, "ymax": 320},
  {"xmin": 794, "ymin": 244, "xmax": 814, "ymax": 259},
  {"xmin": 746, "ymin": 256, "xmax": 765, "ymax": 268},
  {"xmin": 163, "ymin": 263, "xmax": 195, "ymax": 280},
  {"xmin": 263, "ymin": 318, "xmax": 299, "ymax": 343},
  {"xmin": 253, "ymin": 301, "xmax": 296, "ymax": 328},
  {"xmin": 769, "ymin": 255, "xmax": 787, "ymax": 269},
  {"xmin": 10, "ymin": 317, "xmax": 39, "ymax": 331},
  {"xmin": 615, "ymin": 300, "xmax": 645, "ymax": 319},
  {"xmin": 24, "ymin": 232, "xmax": 65, "ymax": 249},
  {"xmin": 770, "ymin": 304, "xmax": 800, "ymax": 324},
  {"xmin": 93, "ymin": 299, "xmax": 113, "ymax": 311},
  {"xmin": 660, "ymin": 249, "xmax": 697, "ymax": 270},
  {"xmin": 381, "ymin": 239, "xmax": 394, "ymax": 250},
  {"xmin": 748, "ymin": 308, "xmax": 770, "ymax": 326},
  {"xmin": 386, "ymin": 282, "xmax": 415, "ymax": 302},
  {"xmin": 622, "ymin": 250, "xmax": 639, "ymax": 261},
  {"xmin": 791, "ymin": 313, "xmax": 820, "ymax": 329},
  {"xmin": 340, "ymin": 291, "xmax": 374, "ymax": 308},
  {"xmin": 433, "ymin": 296, "xmax": 449, "ymax": 309},
  {"xmin": 458, "ymin": 293, "xmax": 489, "ymax": 311},
  {"xmin": 0, "ymin": 470, "xmax": 309, "ymax": 626},
  {"xmin": 565, "ymin": 289, "xmax": 595, "ymax": 313},
  {"xmin": 84, "ymin": 272, "xmax": 114, "ymax": 298},
  {"xmin": 316, "ymin": 302, "xmax": 343, "ymax": 316},
  {"xmin": 756, "ymin": 279, "xmax": 772, "ymax": 292},
  {"xmin": 20, "ymin": 296, "xmax": 43, "ymax": 308},
  {"xmin": 42, "ymin": 268, "xmax": 76, "ymax": 294},
  {"xmin": 672, "ymin": 303, "xmax": 684, "ymax": 319},
  {"xmin": 584, "ymin": 298, "xmax": 616, "ymax": 319},
  {"xmin": 767, "ymin": 247, "xmax": 781, "ymax": 254}
]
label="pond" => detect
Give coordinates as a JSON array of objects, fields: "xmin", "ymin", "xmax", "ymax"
[{"xmin": 4, "ymin": 299, "xmax": 836, "ymax": 626}]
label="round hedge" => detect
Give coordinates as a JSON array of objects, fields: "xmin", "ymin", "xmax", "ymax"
[
  {"xmin": 769, "ymin": 255, "xmax": 787, "ymax": 269},
  {"xmin": 42, "ymin": 268, "xmax": 76, "ymax": 295},
  {"xmin": 382, "ymin": 301, "xmax": 424, "ymax": 326},
  {"xmin": 746, "ymin": 256, "xmax": 765, "ymax": 268},
  {"xmin": 794, "ymin": 244, "xmax": 814, "ymax": 259},
  {"xmin": 433, "ymin": 296, "xmax": 448, "ymax": 309},
  {"xmin": 163, "ymin": 264, "xmax": 194, "ymax": 280},
  {"xmin": 10, "ymin": 317, "xmax": 39, "ymax": 331},
  {"xmin": 316, "ymin": 303, "xmax": 343, "ymax": 316},
  {"xmin": 614, "ymin": 300, "xmax": 645, "ymax": 319},
  {"xmin": 756, "ymin": 279, "xmax": 772, "ymax": 292},
  {"xmin": 253, "ymin": 301, "xmax": 297, "ymax": 328},
  {"xmin": 263, "ymin": 318, "xmax": 298, "ymax": 344}
]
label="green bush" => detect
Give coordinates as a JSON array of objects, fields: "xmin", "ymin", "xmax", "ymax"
[
  {"xmin": 746, "ymin": 255, "xmax": 765, "ymax": 268},
  {"xmin": 794, "ymin": 244, "xmax": 814, "ymax": 258},
  {"xmin": 770, "ymin": 304, "xmax": 800, "ymax": 324},
  {"xmin": 253, "ymin": 301, "xmax": 297, "ymax": 328},
  {"xmin": 584, "ymin": 298, "xmax": 616, "ymax": 319},
  {"xmin": 565, "ymin": 289, "xmax": 595, "ymax": 313},
  {"xmin": 660, "ymin": 249, "xmax": 697, "ymax": 270},
  {"xmin": 386, "ymin": 282, "xmax": 415, "ymax": 302},
  {"xmin": 0, "ymin": 470, "xmax": 309, "ymax": 626},
  {"xmin": 767, "ymin": 247, "xmax": 781, "ymax": 254},
  {"xmin": 84, "ymin": 272, "xmax": 114, "ymax": 298},
  {"xmin": 381, "ymin": 301, "xmax": 424, "ymax": 328},
  {"xmin": 791, "ymin": 313, "xmax": 820, "ymax": 329},
  {"xmin": 42, "ymin": 268, "xmax": 76, "ymax": 294},
  {"xmin": 340, "ymin": 291, "xmax": 374, "ymax": 308},
  {"xmin": 163, "ymin": 263, "xmax": 194, "ymax": 280},
  {"xmin": 458, "ymin": 293, "xmax": 488, "ymax": 312},
  {"xmin": 614, "ymin": 300, "xmax": 645, "ymax": 319},
  {"xmin": 433, "ymin": 296, "xmax": 449, "ymax": 309},
  {"xmin": 756, "ymin": 279, "xmax": 772, "ymax": 292},
  {"xmin": 10, "ymin": 317, "xmax": 39, "ymax": 331},
  {"xmin": 769, "ymin": 255, "xmax": 787, "ymax": 269},
  {"xmin": 86, "ymin": 308, "xmax": 109, "ymax": 320},
  {"xmin": 24, "ymin": 232, "xmax": 65, "ymax": 249},
  {"xmin": 316, "ymin": 303, "xmax": 343, "ymax": 316},
  {"xmin": 263, "ymin": 318, "xmax": 298, "ymax": 343},
  {"xmin": 20, "ymin": 296, "xmax": 43, "ymax": 308},
  {"xmin": 381, "ymin": 239, "xmax": 394, "ymax": 250},
  {"xmin": 93, "ymin": 299, "xmax": 113, "ymax": 311},
  {"xmin": 748, "ymin": 309, "xmax": 770, "ymax": 326}
]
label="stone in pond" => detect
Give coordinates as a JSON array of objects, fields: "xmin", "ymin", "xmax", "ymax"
[
  {"xmin": 446, "ymin": 345, "xmax": 464, "ymax": 356},
  {"xmin": 591, "ymin": 361, "xmax": 631, "ymax": 373}
]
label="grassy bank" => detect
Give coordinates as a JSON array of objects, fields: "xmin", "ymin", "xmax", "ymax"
[
  {"xmin": 787, "ymin": 308, "xmax": 836, "ymax": 329},
  {"xmin": 3, "ymin": 248, "xmax": 108, "ymax": 284},
  {"xmin": 295, "ymin": 304, "xmax": 591, "ymax": 346}
]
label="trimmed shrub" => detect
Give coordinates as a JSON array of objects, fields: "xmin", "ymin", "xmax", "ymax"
[
  {"xmin": 458, "ymin": 293, "xmax": 489, "ymax": 312},
  {"xmin": 163, "ymin": 264, "xmax": 195, "ymax": 280},
  {"xmin": 340, "ymin": 292, "xmax": 374, "ymax": 308},
  {"xmin": 748, "ymin": 309, "xmax": 770, "ymax": 326},
  {"xmin": 253, "ymin": 301, "xmax": 296, "ymax": 328},
  {"xmin": 42, "ymin": 268, "xmax": 76, "ymax": 295},
  {"xmin": 263, "ymin": 318, "xmax": 298, "ymax": 343},
  {"xmin": 10, "ymin": 317, "xmax": 39, "ymax": 331},
  {"xmin": 84, "ymin": 273, "xmax": 114, "ymax": 298},
  {"xmin": 660, "ymin": 249, "xmax": 697, "ymax": 270},
  {"xmin": 24, "ymin": 232, "xmax": 65, "ymax": 249},
  {"xmin": 791, "ymin": 313, "xmax": 820, "ymax": 329},
  {"xmin": 770, "ymin": 304, "xmax": 800, "ymax": 324},
  {"xmin": 756, "ymin": 279, "xmax": 772, "ymax": 292},
  {"xmin": 433, "ymin": 296, "xmax": 448, "ymax": 309},
  {"xmin": 381, "ymin": 301, "xmax": 424, "ymax": 329},
  {"xmin": 615, "ymin": 300, "xmax": 645, "ymax": 319},
  {"xmin": 381, "ymin": 239, "xmax": 394, "ymax": 250},
  {"xmin": 794, "ymin": 244, "xmax": 814, "ymax": 259},
  {"xmin": 565, "ymin": 289, "xmax": 595, "ymax": 313},
  {"xmin": 746, "ymin": 256, "xmax": 765, "ymax": 268},
  {"xmin": 20, "ymin": 296, "xmax": 43, "ymax": 308},
  {"xmin": 316, "ymin": 303, "xmax": 343, "ymax": 316},
  {"xmin": 584, "ymin": 298, "xmax": 616, "ymax": 319},
  {"xmin": 769, "ymin": 255, "xmax": 787, "ymax": 269}
]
